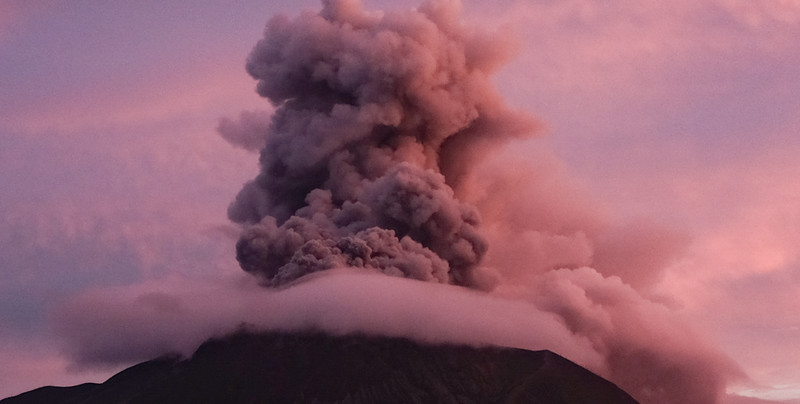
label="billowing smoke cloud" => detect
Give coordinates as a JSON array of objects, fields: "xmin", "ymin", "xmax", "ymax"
[
  {"xmin": 217, "ymin": 110, "xmax": 272, "ymax": 152},
  {"xmin": 461, "ymin": 151, "xmax": 741, "ymax": 404},
  {"xmin": 51, "ymin": 1, "xmax": 745, "ymax": 404},
  {"xmin": 226, "ymin": 0, "xmax": 536, "ymax": 287},
  {"xmin": 211, "ymin": 1, "xmax": 744, "ymax": 403}
]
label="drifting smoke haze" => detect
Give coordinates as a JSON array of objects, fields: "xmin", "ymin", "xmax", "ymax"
[{"xmin": 49, "ymin": 1, "xmax": 745, "ymax": 404}]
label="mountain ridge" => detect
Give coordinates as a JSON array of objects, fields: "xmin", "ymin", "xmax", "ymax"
[{"xmin": 2, "ymin": 330, "xmax": 639, "ymax": 404}]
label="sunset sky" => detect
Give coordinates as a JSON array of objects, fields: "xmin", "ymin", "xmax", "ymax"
[{"xmin": 1, "ymin": 1, "xmax": 799, "ymax": 403}]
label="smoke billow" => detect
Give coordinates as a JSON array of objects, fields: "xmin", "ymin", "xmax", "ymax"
[
  {"xmin": 227, "ymin": 0, "xmax": 536, "ymax": 287},
  {"xmin": 51, "ymin": 2, "xmax": 743, "ymax": 404},
  {"xmin": 217, "ymin": 110, "xmax": 272, "ymax": 152},
  {"xmin": 210, "ymin": 2, "xmax": 744, "ymax": 403}
]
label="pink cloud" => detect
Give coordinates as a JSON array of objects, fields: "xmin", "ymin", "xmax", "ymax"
[
  {"xmin": 51, "ymin": 270, "xmax": 604, "ymax": 371},
  {"xmin": 507, "ymin": 266, "xmax": 741, "ymax": 404},
  {"xmin": 1, "ymin": 66, "xmax": 260, "ymax": 135}
]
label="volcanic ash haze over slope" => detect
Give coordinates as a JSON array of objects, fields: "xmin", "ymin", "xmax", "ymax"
[{"xmin": 50, "ymin": 1, "xmax": 744, "ymax": 404}]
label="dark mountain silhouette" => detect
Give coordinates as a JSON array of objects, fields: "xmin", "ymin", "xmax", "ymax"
[{"xmin": 2, "ymin": 331, "xmax": 639, "ymax": 404}]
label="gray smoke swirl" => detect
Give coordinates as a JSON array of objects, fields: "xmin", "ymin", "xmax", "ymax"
[{"xmin": 228, "ymin": 0, "xmax": 536, "ymax": 286}]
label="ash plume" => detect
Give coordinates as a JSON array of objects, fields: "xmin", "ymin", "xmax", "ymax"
[
  {"xmin": 227, "ymin": 0, "xmax": 536, "ymax": 287},
  {"xmin": 212, "ymin": 2, "xmax": 744, "ymax": 402},
  {"xmin": 48, "ymin": 1, "xmax": 741, "ymax": 404}
]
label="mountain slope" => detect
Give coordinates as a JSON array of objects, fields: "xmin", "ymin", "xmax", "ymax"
[{"xmin": 2, "ymin": 331, "xmax": 639, "ymax": 404}]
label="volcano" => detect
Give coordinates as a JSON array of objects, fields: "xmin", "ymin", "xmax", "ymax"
[{"xmin": 2, "ymin": 330, "xmax": 638, "ymax": 404}]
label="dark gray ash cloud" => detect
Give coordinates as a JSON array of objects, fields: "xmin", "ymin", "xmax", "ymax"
[{"xmin": 226, "ymin": 0, "xmax": 536, "ymax": 287}]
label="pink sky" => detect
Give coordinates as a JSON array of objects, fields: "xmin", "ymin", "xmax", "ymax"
[{"xmin": 1, "ymin": 1, "xmax": 799, "ymax": 403}]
